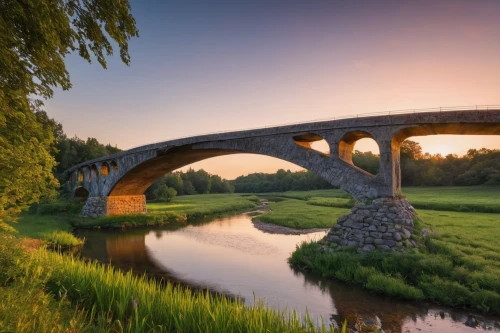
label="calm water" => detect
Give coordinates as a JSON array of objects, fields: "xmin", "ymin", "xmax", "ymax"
[{"xmin": 76, "ymin": 213, "xmax": 500, "ymax": 332}]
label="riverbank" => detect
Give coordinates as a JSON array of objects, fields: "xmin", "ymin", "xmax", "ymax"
[
  {"xmin": 0, "ymin": 232, "xmax": 341, "ymax": 332},
  {"xmin": 252, "ymin": 219, "xmax": 329, "ymax": 235},
  {"xmin": 71, "ymin": 194, "xmax": 260, "ymax": 229},
  {"xmin": 289, "ymin": 209, "xmax": 500, "ymax": 315},
  {"xmin": 249, "ymin": 188, "xmax": 500, "ymax": 315}
]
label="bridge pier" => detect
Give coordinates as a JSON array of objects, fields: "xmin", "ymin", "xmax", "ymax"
[
  {"xmin": 81, "ymin": 195, "xmax": 147, "ymax": 218},
  {"xmin": 324, "ymin": 197, "xmax": 419, "ymax": 252}
]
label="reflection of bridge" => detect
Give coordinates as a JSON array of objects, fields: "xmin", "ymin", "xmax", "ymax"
[{"xmin": 66, "ymin": 108, "xmax": 500, "ymax": 217}]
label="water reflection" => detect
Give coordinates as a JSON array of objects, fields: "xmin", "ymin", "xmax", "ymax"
[{"xmin": 77, "ymin": 214, "xmax": 500, "ymax": 333}]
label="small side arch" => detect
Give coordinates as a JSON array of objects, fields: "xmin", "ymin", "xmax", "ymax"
[
  {"xmin": 77, "ymin": 169, "xmax": 84, "ymax": 182},
  {"xmin": 292, "ymin": 133, "xmax": 330, "ymax": 156},
  {"xmin": 110, "ymin": 160, "xmax": 119, "ymax": 172},
  {"xmin": 74, "ymin": 186, "xmax": 89, "ymax": 201},
  {"xmin": 339, "ymin": 131, "xmax": 380, "ymax": 176},
  {"xmin": 101, "ymin": 162, "xmax": 110, "ymax": 176}
]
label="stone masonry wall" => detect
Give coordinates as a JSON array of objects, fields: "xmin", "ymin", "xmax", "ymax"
[
  {"xmin": 81, "ymin": 195, "xmax": 147, "ymax": 217},
  {"xmin": 81, "ymin": 197, "xmax": 107, "ymax": 217},
  {"xmin": 106, "ymin": 195, "xmax": 147, "ymax": 216},
  {"xmin": 324, "ymin": 197, "xmax": 418, "ymax": 252}
]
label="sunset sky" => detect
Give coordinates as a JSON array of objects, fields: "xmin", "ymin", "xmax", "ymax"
[{"xmin": 45, "ymin": 0, "xmax": 500, "ymax": 179}]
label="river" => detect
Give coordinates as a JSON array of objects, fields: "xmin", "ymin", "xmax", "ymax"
[{"xmin": 76, "ymin": 212, "xmax": 500, "ymax": 332}]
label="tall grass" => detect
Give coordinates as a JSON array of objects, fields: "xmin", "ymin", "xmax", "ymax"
[
  {"xmin": 20, "ymin": 247, "xmax": 334, "ymax": 332},
  {"xmin": 43, "ymin": 230, "xmax": 84, "ymax": 247}
]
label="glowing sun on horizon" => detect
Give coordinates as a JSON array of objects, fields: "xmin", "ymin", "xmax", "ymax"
[{"xmin": 425, "ymin": 144, "xmax": 455, "ymax": 156}]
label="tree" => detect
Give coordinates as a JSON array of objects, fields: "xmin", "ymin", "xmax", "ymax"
[
  {"xmin": 154, "ymin": 184, "xmax": 177, "ymax": 203},
  {"xmin": 352, "ymin": 150, "xmax": 380, "ymax": 174},
  {"xmin": 0, "ymin": 98, "xmax": 59, "ymax": 229},
  {"xmin": 401, "ymin": 140, "xmax": 423, "ymax": 161},
  {"xmin": 185, "ymin": 169, "xmax": 212, "ymax": 194},
  {"xmin": 1, "ymin": 0, "xmax": 138, "ymax": 100},
  {"xmin": 0, "ymin": 0, "xmax": 138, "ymax": 227},
  {"xmin": 182, "ymin": 181, "xmax": 197, "ymax": 195},
  {"xmin": 163, "ymin": 173, "xmax": 184, "ymax": 194}
]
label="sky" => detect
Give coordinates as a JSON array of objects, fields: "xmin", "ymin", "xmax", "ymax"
[{"xmin": 45, "ymin": 0, "xmax": 500, "ymax": 179}]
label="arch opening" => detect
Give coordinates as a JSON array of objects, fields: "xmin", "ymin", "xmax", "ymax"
[
  {"xmin": 352, "ymin": 138, "xmax": 380, "ymax": 175},
  {"xmin": 74, "ymin": 187, "xmax": 89, "ymax": 201},
  {"xmin": 292, "ymin": 133, "xmax": 330, "ymax": 156},
  {"xmin": 399, "ymin": 135, "xmax": 500, "ymax": 187},
  {"xmin": 77, "ymin": 169, "xmax": 84, "ymax": 182},
  {"xmin": 108, "ymin": 147, "xmax": 343, "ymax": 198},
  {"xmin": 339, "ymin": 131, "xmax": 380, "ymax": 176},
  {"xmin": 111, "ymin": 161, "xmax": 118, "ymax": 172},
  {"xmin": 142, "ymin": 153, "xmax": 343, "ymax": 200},
  {"xmin": 101, "ymin": 163, "xmax": 110, "ymax": 176}
]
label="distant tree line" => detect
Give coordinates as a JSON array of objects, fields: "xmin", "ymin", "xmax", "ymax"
[
  {"xmin": 230, "ymin": 169, "xmax": 334, "ymax": 193},
  {"xmin": 229, "ymin": 140, "xmax": 500, "ymax": 193},
  {"xmin": 144, "ymin": 169, "xmax": 235, "ymax": 201},
  {"xmin": 400, "ymin": 144, "xmax": 500, "ymax": 186}
]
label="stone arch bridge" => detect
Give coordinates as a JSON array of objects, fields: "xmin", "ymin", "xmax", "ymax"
[{"xmin": 67, "ymin": 109, "xmax": 499, "ymax": 251}]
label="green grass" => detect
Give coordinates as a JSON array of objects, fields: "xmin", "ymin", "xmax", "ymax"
[
  {"xmin": 258, "ymin": 189, "xmax": 350, "ymax": 200},
  {"xmin": 11, "ymin": 214, "xmax": 84, "ymax": 247},
  {"xmin": 264, "ymin": 186, "xmax": 500, "ymax": 213},
  {"xmin": 0, "ymin": 233, "xmax": 338, "ymax": 333},
  {"xmin": 254, "ymin": 198, "xmax": 349, "ymax": 229},
  {"xmin": 290, "ymin": 209, "xmax": 500, "ymax": 314},
  {"xmin": 306, "ymin": 197, "xmax": 356, "ymax": 209},
  {"xmin": 148, "ymin": 194, "xmax": 259, "ymax": 217},
  {"xmin": 403, "ymin": 186, "xmax": 500, "ymax": 213}
]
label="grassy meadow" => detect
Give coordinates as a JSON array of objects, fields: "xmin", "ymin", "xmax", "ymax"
[
  {"xmin": 12, "ymin": 214, "xmax": 84, "ymax": 247},
  {"xmin": 148, "ymin": 194, "xmax": 260, "ymax": 217},
  {"xmin": 253, "ymin": 198, "xmax": 349, "ymax": 229},
  {"xmin": 260, "ymin": 186, "xmax": 500, "ymax": 213}
]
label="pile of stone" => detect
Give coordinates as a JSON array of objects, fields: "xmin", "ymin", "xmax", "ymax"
[{"xmin": 324, "ymin": 197, "xmax": 419, "ymax": 252}]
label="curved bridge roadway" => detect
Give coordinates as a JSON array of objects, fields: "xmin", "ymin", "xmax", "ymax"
[{"xmin": 66, "ymin": 108, "xmax": 500, "ymax": 217}]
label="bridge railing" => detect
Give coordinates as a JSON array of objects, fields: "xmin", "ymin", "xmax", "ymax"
[{"xmin": 149, "ymin": 104, "xmax": 500, "ymax": 141}]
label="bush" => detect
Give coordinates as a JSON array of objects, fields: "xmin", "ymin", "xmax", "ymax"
[
  {"xmin": 154, "ymin": 184, "xmax": 177, "ymax": 202},
  {"xmin": 37, "ymin": 203, "xmax": 69, "ymax": 215}
]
